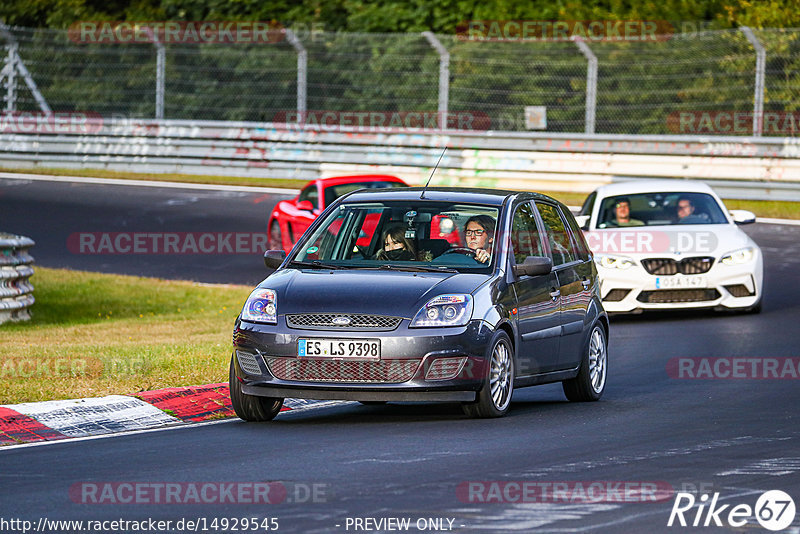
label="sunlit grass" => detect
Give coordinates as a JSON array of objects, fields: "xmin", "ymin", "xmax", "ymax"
[{"xmin": 0, "ymin": 268, "xmax": 251, "ymax": 404}]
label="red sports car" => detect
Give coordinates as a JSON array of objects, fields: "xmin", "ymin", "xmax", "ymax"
[{"xmin": 268, "ymin": 174, "xmax": 409, "ymax": 252}]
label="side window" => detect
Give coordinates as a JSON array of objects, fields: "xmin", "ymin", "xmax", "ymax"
[
  {"xmin": 579, "ymin": 192, "xmax": 596, "ymax": 217},
  {"xmin": 298, "ymin": 185, "xmax": 319, "ymax": 209},
  {"xmin": 563, "ymin": 209, "xmax": 592, "ymax": 261},
  {"xmin": 535, "ymin": 202, "xmax": 576, "ymax": 267},
  {"xmin": 511, "ymin": 202, "xmax": 543, "ymax": 264}
]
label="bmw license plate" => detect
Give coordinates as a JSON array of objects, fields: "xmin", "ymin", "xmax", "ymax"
[
  {"xmin": 298, "ymin": 339, "xmax": 380, "ymax": 360},
  {"xmin": 655, "ymin": 276, "xmax": 707, "ymax": 289}
]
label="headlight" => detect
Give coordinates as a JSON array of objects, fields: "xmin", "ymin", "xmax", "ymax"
[
  {"xmin": 596, "ymin": 254, "xmax": 636, "ymax": 270},
  {"xmin": 241, "ymin": 288, "xmax": 277, "ymax": 324},
  {"xmin": 720, "ymin": 247, "xmax": 755, "ymax": 265},
  {"xmin": 410, "ymin": 294, "xmax": 473, "ymax": 328}
]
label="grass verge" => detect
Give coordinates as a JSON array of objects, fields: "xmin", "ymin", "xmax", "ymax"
[
  {"xmin": 2, "ymin": 166, "xmax": 798, "ymax": 219},
  {"xmin": 0, "ymin": 267, "xmax": 250, "ymax": 405}
]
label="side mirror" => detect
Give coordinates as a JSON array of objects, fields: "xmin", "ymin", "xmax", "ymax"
[
  {"xmin": 730, "ymin": 210, "xmax": 756, "ymax": 225},
  {"xmin": 512, "ymin": 256, "xmax": 553, "ymax": 277},
  {"xmin": 296, "ymin": 200, "xmax": 315, "ymax": 212},
  {"xmin": 574, "ymin": 215, "xmax": 590, "ymax": 230},
  {"xmin": 263, "ymin": 249, "xmax": 286, "ymax": 269}
]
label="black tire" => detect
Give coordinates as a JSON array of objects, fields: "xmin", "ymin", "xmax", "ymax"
[
  {"xmin": 229, "ymin": 356, "xmax": 283, "ymax": 422},
  {"xmin": 462, "ymin": 331, "xmax": 514, "ymax": 418},
  {"xmin": 268, "ymin": 221, "xmax": 282, "ymax": 251},
  {"xmin": 563, "ymin": 324, "xmax": 607, "ymax": 402}
]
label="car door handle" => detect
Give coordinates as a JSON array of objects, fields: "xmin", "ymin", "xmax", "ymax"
[{"xmin": 549, "ymin": 288, "xmax": 561, "ymax": 301}]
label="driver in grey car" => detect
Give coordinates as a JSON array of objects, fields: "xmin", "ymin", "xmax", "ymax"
[{"xmin": 464, "ymin": 215, "xmax": 495, "ymax": 264}]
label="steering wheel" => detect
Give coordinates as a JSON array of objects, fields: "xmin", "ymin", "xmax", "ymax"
[{"xmin": 443, "ymin": 247, "xmax": 476, "ymax": 257}]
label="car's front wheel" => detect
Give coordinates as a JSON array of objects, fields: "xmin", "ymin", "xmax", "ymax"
[
  {"xmin": 462, "ymin": 331, "xmax": 514, "ymax": 418},
  {"xmin": 562, "ymin": 324, "xmax": 607, "ymax": 401},
  {"xmin": 229, "ymin": 356, "xmax": 283, "ymax": 421}
]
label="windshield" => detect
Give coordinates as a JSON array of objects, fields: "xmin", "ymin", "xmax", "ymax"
[
  {"xmin": 291, "ymin": 200, "xmax": 500, "ymax": 272},
  {"xmin": 596, "ymin": 192, "xmax": 728, "ymax": 228},
  {"xmin": 323, "ymin": 181, "xmax": 407, "ymax": 206}
]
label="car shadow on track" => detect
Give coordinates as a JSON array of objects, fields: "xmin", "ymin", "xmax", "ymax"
[
  {"xmin": 609, "ymin": 308, "xmax": 744, "ymax": 324},
  {"xmin": 266, "ymin": 391, "xmax": 584, "ymax": 425}
]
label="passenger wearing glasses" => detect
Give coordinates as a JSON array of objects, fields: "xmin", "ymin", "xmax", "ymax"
[{"xmin": 464, "ymin": 215, "xmax": 495, "ymax": 264}]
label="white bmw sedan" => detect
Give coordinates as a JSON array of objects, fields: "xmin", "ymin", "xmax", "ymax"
[{"xmin": 577, "ymin": 180, "xmax": 763, "ymax": 313}]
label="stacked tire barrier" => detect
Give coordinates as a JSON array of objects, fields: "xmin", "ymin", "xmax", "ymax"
[{"xmin": 0, "ymin": 233, "xmax": 35, "ymax": 324}]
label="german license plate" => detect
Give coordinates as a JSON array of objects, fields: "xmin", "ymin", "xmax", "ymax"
[
  {"xmin": 655, "ymin": 276, "xmax": 707, "ymax": 289},
  {"xmin": 298, "ymin": 339, "xmax": 380, "ymax": 360}
]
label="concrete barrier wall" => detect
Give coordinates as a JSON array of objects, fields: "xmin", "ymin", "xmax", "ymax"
[{"xmin": 1, "ymin": 118, "xmax": 799, "ymax": 200}]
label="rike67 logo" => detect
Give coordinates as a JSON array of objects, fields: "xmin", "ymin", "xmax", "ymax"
[{"xmin": 668, "ymin": 490, "xmax": 796, "ymax": 531}]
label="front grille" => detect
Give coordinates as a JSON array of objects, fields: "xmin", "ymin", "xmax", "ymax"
[
  {"xmin": 263, "ymin": 357, "xmax": 421, "ymax": 383},
  {"xmin": 681, "ymin": 257, "xmax": 715, "ymax": 274},
  {"xmin": 641, "ymin": 257, "xmax": 715, "ymax": 275},
  {"xmin": 603, "ymin": 289, "xmax": 631, "ymax": 302},
  {"xmin": 637, "ymin": 289, "xmax": 721, "ymax": 303},
  {"xmin": 641, "ymin": 258, "xmax": 677, "ymax": 275},
  {"xmin": 725, "ymin": 284, "xmax": 755, "ymax": 297},
  {"xmin": 236, "ymin": 350, "xmax": 263, "ymax": 375},
  {"xmin": 286, "ymin": 313, "xmax": 402, "ymax": 331}
]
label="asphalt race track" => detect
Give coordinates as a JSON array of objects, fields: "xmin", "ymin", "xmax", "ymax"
[
  {"xmin": 0, "ymin": 176, "xmax": 294, "ymax": 285},
  {"xmin": 1, "ymin": 176, "xmax": 800, "ymax": 533}
]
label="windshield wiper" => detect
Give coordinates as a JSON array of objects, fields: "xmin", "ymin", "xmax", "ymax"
[
  {"xmin": 289, "ymin": 260, "xmax": 348, "ymax": 270},
  {"xmin": 378, "ymin": 264, "xmax": 457, "ymax": 273}
]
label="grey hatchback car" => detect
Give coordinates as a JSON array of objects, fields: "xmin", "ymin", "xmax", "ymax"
[{"xmin": 230, "ymin": 187, "xmax": 608, "ymax": 420}]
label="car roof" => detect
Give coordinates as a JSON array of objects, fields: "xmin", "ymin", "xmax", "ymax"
[
  {"xmin": 341, "ymin": 186, "xmax": 558, "ymax": 206},
  {"xmin": 593, "ymin": 179, "xmax": 717, "ymax": 198},
  {"xmin": 316, "ymin": 174, "xmax": 406, "ymax": 187}
]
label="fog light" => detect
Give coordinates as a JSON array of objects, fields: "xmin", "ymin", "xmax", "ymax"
[{"xmin": 425, "ymin": 357, "xmax": 467, "ymax": 380}]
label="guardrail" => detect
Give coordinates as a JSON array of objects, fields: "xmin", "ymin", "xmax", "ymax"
[
  {"xmin": 1, "ymin": 118, "xmax": 799, "ymax": 200},
  {"xmin": 0, "ymin": 233, "xmax": 35, "ymax": 324}
]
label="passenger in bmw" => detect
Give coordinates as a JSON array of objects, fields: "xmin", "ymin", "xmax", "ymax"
[{"xmin": 375, "ymin": 226, "xmax": 416, "ymax": 261}]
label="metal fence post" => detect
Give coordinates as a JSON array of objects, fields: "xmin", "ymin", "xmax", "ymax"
[
  {"xmin": 143, "ymin": 26, "xmax": 166, "ymax": 119},
  {"xmin": 285, "ymin": 29, "xmax": 307, "ymax": 122},
  {"xmin": 422, "ymin": 32, "xmax": 450, "ymax": 129},
  {"xmin": 3, "ymin": 43, "xmax": 17, "ymax": 112},
  {"xmin": 573, "ymin": 36, "xmax": 597, "ymax": 135},
  {"xmin": 740, "ymin": 27, "xmax": 765, "ymax": 136},
  {"xmin": 155, "ymin": 42, "xmax": 165, "ymax": 119},
  {"xmin": 0, "ymin": 24, "xmax": 52, "ymax": 115}
]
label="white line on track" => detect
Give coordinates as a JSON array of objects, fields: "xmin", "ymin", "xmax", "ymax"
[
  {"xmin": 0, "ymin": 171, "xmax": 300, "ymax": 195},
  {"xmin": 0, "ymin": 400, "xmax": 354, "ymax": 452}
]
